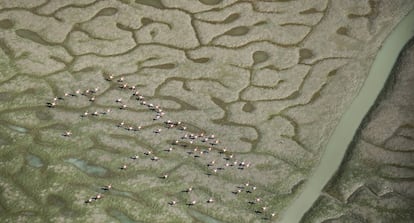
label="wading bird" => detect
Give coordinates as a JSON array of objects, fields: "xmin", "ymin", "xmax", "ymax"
[
  {"xmin": 184, "ymin": 187, "xmax": 193, "ymax": 193},
  {"xmin": 169, "ymin": 200, "xmax": 177, "ymax": 206},
  {"xmin": 47, "ymin": 102, "xmax": 56, "ymax": 108},
  {"xmin": 187, "ymin": 200, "xmax": 196, "ymax": 206},
  {"xmin": 106, "ymin": 75, "xmax": 114, "ymax": 81},
  {"xmin": 103, "ymin": 184, "xmax": 112, "ymax": 190}
]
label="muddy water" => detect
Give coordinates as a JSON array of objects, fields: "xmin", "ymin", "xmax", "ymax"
[{"xmin": 278, "ymin": 9, "xmax": 414, "ymax": 223}]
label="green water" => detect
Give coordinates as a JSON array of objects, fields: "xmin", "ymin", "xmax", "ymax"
[
  {"xmin": 65, "ymin": 158, "xmax": 108, "ymax": 177},
  {"xmin": 6, "ymin": 123, "xmax": 28, "ymax": 133},
  {"xmin": 26, "ymin": 154, "xmax": 43, "ymax": 168},
  {"xmin": 279, "ymin": 9, "xmax": 414, "ymax": 223},
  {"xmin": 188, "ymin": 209, "xmax": 224, "ymax": 223},
  {"xmin": 108, "ymin": 209, "xmax": 138, "ymax": 223}
]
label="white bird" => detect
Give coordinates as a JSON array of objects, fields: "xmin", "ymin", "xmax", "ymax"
[
  {"xmin": 120, "ymin": 83, "xmax": 128, "ymax": 89},
  {"xmin": 211, "ymin": 140, "xmax": 219, "ymax": 145},
  {"xmin": 101, "ymin": 109, "xmax": 111, "ymax": 115},
  {"xmin": 188, "ymin": 200, "xmax": 196, "ymax": 205},
  {"xmin": 185, "ymin": 187, "xmax": 193, "ymax": 192},
  {"xmin": 48, "ymin": 102, "xmax": 56, "ymax": 107},
  {"xmin": 169, "ymin": 200, "xmax": 177, "ymax": 206},
  {"xmin": 106, "ymin": 75, "xmax": 114, "ymax": 81}
]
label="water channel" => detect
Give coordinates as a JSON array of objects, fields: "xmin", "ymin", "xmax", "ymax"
[{"xmin": 278, "ymin": 9, "xmax": 414, "ymax": 223}]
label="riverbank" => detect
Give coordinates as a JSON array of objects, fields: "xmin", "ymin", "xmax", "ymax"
[{"xmin": 278, "ymin": 8, "xmax": 414, "ymax": 223}]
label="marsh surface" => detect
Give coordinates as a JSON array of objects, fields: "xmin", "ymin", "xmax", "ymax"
[{"xmin": 0, "ymin": 0, "xmax": 413, "ymax": 222}]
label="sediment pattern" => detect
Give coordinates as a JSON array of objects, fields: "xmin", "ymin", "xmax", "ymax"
[
  {"xmin": 302, "ymin": 38, "xmax": 414, "ymax": 223},
  {"xmin": 0, "ymin": 0, "xmax": 412, "ymax": 222}
]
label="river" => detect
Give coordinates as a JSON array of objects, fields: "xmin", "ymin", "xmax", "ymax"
[{"xmin": 278, "ymin": 8, "xmax": 414, "ymax": 223}]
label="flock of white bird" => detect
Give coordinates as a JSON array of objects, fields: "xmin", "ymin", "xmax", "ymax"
[{"xmin": 46, "ymin": 74, "xmax": 277, "ymax": 220}]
